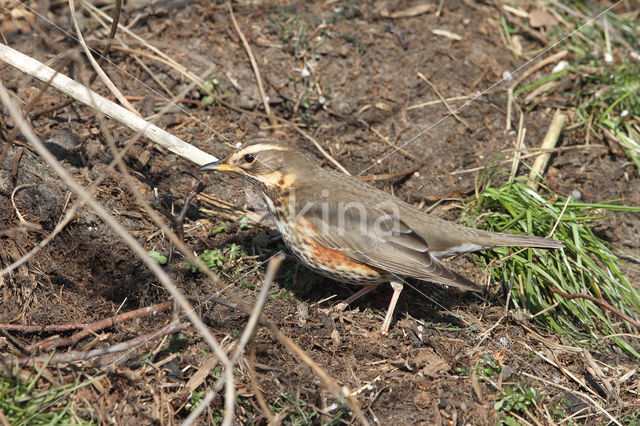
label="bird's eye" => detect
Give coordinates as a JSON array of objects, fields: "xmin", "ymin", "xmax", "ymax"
[{"xmin": 243, "ymin": 153, "xmax": 255, "ymax": 163}]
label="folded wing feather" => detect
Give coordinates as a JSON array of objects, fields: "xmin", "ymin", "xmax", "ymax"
[{"xmin": 301, "ymin": 204, "xmax": 482, "ymax": 292}]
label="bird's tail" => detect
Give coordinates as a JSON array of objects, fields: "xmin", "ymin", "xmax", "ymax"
[
  {"xmin": 430, "ymin": 228, "xmax": 563, "ymax": 258},
  {"xmin": 475, "ymin": 229, "xmax": 564, "ymax": 250}
]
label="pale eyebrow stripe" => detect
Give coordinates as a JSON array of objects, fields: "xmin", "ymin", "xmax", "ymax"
[{"xmin": 240, "ymin": 144, "xmax": 291, "ymax": 154}]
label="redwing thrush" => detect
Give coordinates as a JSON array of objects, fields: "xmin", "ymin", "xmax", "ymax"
[{"xmin": 200, "ymin": 139, "xmax": 563, "ymax": 333}]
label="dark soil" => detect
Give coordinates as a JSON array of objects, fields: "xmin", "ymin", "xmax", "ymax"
[{"xmin": 1, "ymin": 0, "xmax": 639, "ymax": 424}]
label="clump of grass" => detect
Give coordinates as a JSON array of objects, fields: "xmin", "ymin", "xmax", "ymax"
[
  {"xmin": 573, "ymin": 61, "xmax": 640, "ymax": 170},
  {"xmin": 462, "ymin": 171, "xmax": 640, "ymax": 358},
  {"xmin": 0, "ymin": 360, "xmax": 100, "ymax": 424}
]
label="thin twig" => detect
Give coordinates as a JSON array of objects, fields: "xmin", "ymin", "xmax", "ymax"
[
  {"xmin": 26, "ymin": 301, "xmax": 174, "ymax": 351},
  {"xmin": 10, "ymin": 183, "xmax": 33, "ymax": 224},
  {"xmin": 294, "ymin": 126, "xmax": 351, "ymax": 175},
  {"xmin": 360, "ymin": 155, "xmax": 430, "ymax": 182},
  {"xmin": 522, "ymin": 371, "xmax": 622, "ymax": 426},
  {"xmin": 232, "ymin": 253, "xmax": 284, "ymax": 361},
  {"xmin": 248, "ymin": 342, "xmax": 274, "ymax": 422},
  {"xmin": 227, "ymin": 2, "xmax": 276, "ymax": 129},
  {"xmin": 548, "ymin": 195, "xmax": 571, "ymax": 238},
  {"xmin": 68, "ymin": 0, "xmax": 138, "ymax": 115},
  {"xmin": 174, "ymin": 187, "xmax": 203, "ymax": 245},
  {"xmin": 0, "ymin": 329, "xmax": 32, "ymax": 356},
  {"xmin": 550, "ymin": 288, "xmax": 640, "ymax": 329},
  {"xmin": 1, "ymin": 301, "xmax": 173, "ymax": 335},
  {"xmin": 511, "ymin": 50, "xmax": 568, "ymax": 90},
  {"xmin": 363, "ymin": 120, "xmax": 418, "ymax": 161},
  {"xmin": 1, "ymin": 322, "xmax": 187, "ymax": 367},
  {"xmin": 417, "ymin": 72, "xmax": 470, "ymax": 129},
  {"xmin": 91, "ymin": 0, "xmax": 121, "ymax": 84},
  {"xmin": 406, "ymin": 95, "xmax": 471, "ymax": 111}
]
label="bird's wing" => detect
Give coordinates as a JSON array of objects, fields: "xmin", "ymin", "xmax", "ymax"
[{"xmin": 298, "ymin": 202, "xmax": 482, "ymax": 292}]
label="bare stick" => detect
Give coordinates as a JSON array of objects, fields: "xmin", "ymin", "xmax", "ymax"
[
  {"xmin": 527, "ymin": 110, "xmax": 566, "ymax": 190},
  {"xmin": 505, "ymin": 88, "xmax": 513, "ymax": 133},
  {"xmin": 228, "ymin": 2, "xmax": 276, "ymax": 129},
  {"xmin": 0, "ymin": 301, "xmax": 172, "ymax": 334},
  {"xmin": 550, "ymin": 288, "xmax": 640, "ymax": 329},
  {"xmin": 26, "ymin": 301, "xmax": 174, "ymax": 351},
  {"xmin": 2, "ymin": 322, "xmax": 187, "ymax": 366},
  {"xmin": 0, "ymin": 44, "xmax": 217, "ymax": 166}
]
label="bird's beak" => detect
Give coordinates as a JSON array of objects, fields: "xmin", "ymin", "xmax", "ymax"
[{"xmin": 198, "ymin": 160, "xmax": 237, "ymax": 172}]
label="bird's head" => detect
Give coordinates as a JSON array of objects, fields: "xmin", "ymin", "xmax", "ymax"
[{"xmin": 199, "ymin": 139, "xmax": 311, "ymax": 195}]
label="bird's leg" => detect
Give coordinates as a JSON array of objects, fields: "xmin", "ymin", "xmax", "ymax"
[
  {"xmin": 380, "ymin": 281, "xmax": 404, "ymax": 334},
  {"xmin": 333, "ymin": 284, "xmax": 379, "ymax": 312}
]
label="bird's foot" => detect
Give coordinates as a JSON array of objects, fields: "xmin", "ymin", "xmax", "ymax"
[{"xmin": 379, "ymin": 281, "xmax": 404, "ymax": 335}]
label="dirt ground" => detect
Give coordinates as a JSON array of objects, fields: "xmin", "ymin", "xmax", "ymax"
[{"xmin": 1, "ymin": 0, "xmax": 639, "ymax": 424}]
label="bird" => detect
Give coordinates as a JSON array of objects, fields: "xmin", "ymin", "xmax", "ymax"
[{"xmin": 200, "ymin": 139, "xmax": 563, "ymax": 333}]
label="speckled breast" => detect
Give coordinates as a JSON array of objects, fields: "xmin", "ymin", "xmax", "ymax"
[{"xmin": 268, "ymin": 203, "xmax": 390, "ymax": 286}]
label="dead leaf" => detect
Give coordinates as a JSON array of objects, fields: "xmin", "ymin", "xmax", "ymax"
[
  {"xmin": 296, "ymin": 301, "xmax": 309, "ymax": 328},
  {"xmin": 432, "ymin": 29, "xmax": 462, "ymax": 41},
  {"xmin": 511, "ymin": 35, "xmax": 523, "ymax": 55},
  {"xmin": 411, "ymin": 349, "xmax": 450, "ymax": 378},
  {"xmin": 184, "ymin": 354, "xmax": 219, "ymax": 393},
  {"xmin": 529, "ymin": 10, "xmax": 558, "ymax": 28},
  {"xmin": 375, "ymin": 102, "xmax": 392, "ymax": 112},
  {"xmin": 331, "ymin": 328, "xmax": 341, "ymax": 346},
  {"xmin": 380, "ymin": 3, "xmax": 433, "ymax": 19}
]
